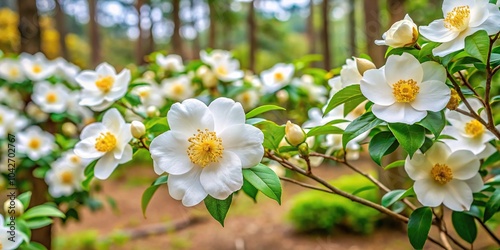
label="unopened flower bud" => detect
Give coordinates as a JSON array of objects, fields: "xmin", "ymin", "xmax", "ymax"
[
  {"xmin": 62, "ymin": 122, "xmax": 78, "ymax": 137},
  {"xmin": 4, "ymin": 198, "xmax": 24, "ymax": 217},
  {"xmin": 285, "ymin": 121, "xmax": 306, "ymax": 147},
  {"xmin": 276, "ymin": 90, "xmax": 289, "ymax": 103},
  {"xmin": 131, "ymin": 121, "xmax": 146, "ymax": 138},
  {"xmin": 143, "ymin": 71, "xmax": 156, "ymax": 80},
  {"xmin": 355, "ymin": 58, "xmax": 376, "ymax": 75},
  {"xmin": 196, "ymin": 65, "xmax": 210, "ymax": 77},
  {"xmin": 26, "ymin": 102, "xmax": 48, "ymax": 122},
  {"xmin": 83, "ymin": 117, "xmax": 96, "ymax": 126},
  {"xmin": 146, "ymin": 106, "xmax": 160, "ymax": 117},
  {"xmin": 375, "ymin": 14, "xmax": 418, "ymax": 48},
  {"xmin": 446, "ymin": 88, "xmax": 461, "ymax": 110}
]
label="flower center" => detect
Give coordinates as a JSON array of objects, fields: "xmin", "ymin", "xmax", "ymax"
[
  {"xmin": 70, "ymin": 155, "xmax": 81, "ymax": 164},
  {"xmin": 94, "ymin": 132, "xmax": 117, "ymax": 152},
  {"xmin": 241, "ymin": 92, "xmax": 251, "ymax": 104},
  {"xmin": 392, "ymin": 79, "xmax": 419, "ymax": 103},
  {"xmin": 187, "ymin": 129, "xmax": 224, "ymax": 167},
  {"xmin": 95, "ymin": 76, "xmax": 114, "ymax": 93},
  {"xmin": 9, "ymin": 68, "xmax": 19, "ymax": 77},
  {"xmin": 45, "ymin": 92, "xmax": 58, "ymax": 103},
  {"xmin": 28, "ymin": 138, "xmax": 41, "ymax": 150},
  {"xmin": 274, "ymin": 72, "xmax": 284, "ymax": 82},
  {"xmin": 216, "ymin": 66, "xmax": 228, "ymax": 76},
  {"xmin": 172, "ymin": 83, "xmax": 185, "ymax": 96},
  {"xmin": 431, "ymin": 163, "xmax": 453, "ymax": 185},
  {"xmin": 444, "ymin": 6, "xmax": 470, "ymax": 32},
  {"xmin": 60, "ymin": 171, "xmax": 74, "ymax": 185},
  {"xmin": 138, "ymin": 89, "xmax": 150, "ymax": 98},
  {"xmin": 464, "ymin": 119, "xmax": 484, "ymax": 137},
  {"xmin": 32, "ymin": 64, "xmax": 42, "ymax": 74}
]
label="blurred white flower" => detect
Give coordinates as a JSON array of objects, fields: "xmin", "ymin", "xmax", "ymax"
[
  {"xmin": 200, "ymin": 49, "xmax": 232, "ymax": 67},
  {"xmin": 375, "ymin": 14, "xmax": 418, "ymax": 48},
  {"xmin": 235, "ymin": 89, "xmax": 260, "ymax": 111},
  {"xmin": 17, "ymin": 126, "xmax": 55, "ymax": 161},
  {"xmin": 156, "ymin": 54, "xmax": 185, "ymax": 72},
  {"xmin": 261, "ymin": 63, "xmax": 295, "ymax": 93},
  {"xmin": 211, "ymin": 59, "xmax": 245, "ymax": 82},
  {"xmin": 161, "ymin": 75, "xmax": 195, "ymax": 101},
  {"xmin": 420, "ymin": 0, "xmax": 500, "ymax": 56},
  {"xmin": 0, "ymin": 105, "xmax": 28, "ymax": 139},
  {"xmin": 19, "ymin": 53, "xmax": 57, "ymax": 81},
  {"xmin": 32, "ymin": 81, "xmax": 71, "ymax": 113},
  {"xmin": 54, "ymin": 58, "xmax": 80, "ymax": 85},
  {"xmin": 0, "ymin": 58, "xmax": 25, "ymax": 83},
  {"xmin": 66, "ymin": 91, "xmax": 94, "ymax": 122},
  {"xmin": 0, "ymin": 214, "xmax": 23, "ymax": 249},
  {"xmin": 405, "ymin": 142, "xmax": 482, "ymax": 211},
  {"xmin": 25, "ymin": 102, "xmax": 48, "ymax": 122},
  {"xmin": 293, "ymin": 75, "xmax": 327, "ymax": 104},
  {"xmin": 45, "ymin": 152, "xmax": 86, "ymax": 197},
  {"xmin": 76, "ymin": 62, "xmax": 131, "ymax": 111},
  {"xmin": 132, "ymin": 82, "xmax": 165, "ymax": 107},
  {"xmin": 0, "ymin": 87, "xmax": 24, "ymax": 110}
]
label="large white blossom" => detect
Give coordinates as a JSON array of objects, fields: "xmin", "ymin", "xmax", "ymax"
[
  {"xmin": 200, "ymin": 50, "xmax": 232, "ymax": 67},
  {"xmin": 360, "ymin": 53, "xmax": 450, "ymax": 124},
  {"xmin": 405, "ymin": 142, "xmax": 483, "ymax": 211},
  {"xmin": 32, "ymin": 81, "xmax": 71, "ymax": 113},
  {"xmin": 419, "ymin": 0, "xmax": 500, "ymax": 57},
  {"xmin": 74, "ymin": 108, "xmax": 133, "ymax": 179},
  {"xmin": 150, "ymin": 98, "xmax": 264, "ymax": 206},
  {"xmin": 17, "ymin": 126, "xmax": 55, "ymax": 161},
  {"xmin": 161, "ymin": 75, "xmax": 195, "ymax": 101},
  {"xmin": 45, "ymin": 151, "xmax": 87, "ymax": 197},
  {"xmin": 19, "ymin": 53, "xmax": 57, "ymax": 81},
  {"xmin": 211, "ymin": 59, "xmax": 244, "ymax": 82},
  {"xmin": 76, "ymin": 62, "xmax": 131, "ymax": 111}
]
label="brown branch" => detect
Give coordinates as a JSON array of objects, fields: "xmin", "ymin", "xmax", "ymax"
[
  {"xmin": 140, "ymin": 137, "xmax": 150, "ymax": 150},
  {"xmin": 279, "ymin": 177, "xmax": 333, "ymax": 194}
]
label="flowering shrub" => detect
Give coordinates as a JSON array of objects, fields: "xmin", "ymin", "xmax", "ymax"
[{"xmin": 1, "ymin": 1, "xmax": 500, "ymax": 249}]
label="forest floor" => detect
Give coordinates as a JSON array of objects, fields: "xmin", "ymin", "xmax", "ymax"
[{"xmin": 53, "ymin": 154, "xmax": 499, "ymax": 250}]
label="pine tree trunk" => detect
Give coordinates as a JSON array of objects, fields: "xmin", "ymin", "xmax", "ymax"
[
  {"xmin": 348, "ymin": 0, "xmax": 356, "ymax": 56},
  {"xmin": 388, "ymin": 0, "xmax": 406, "ymax": 25},
  {"xmin": 54, "ymin": 0, "xmax": 68, "ymax": 59},
  {"xmin": 208, "ymin": 0, "xmax": 216, "ymax": 49},
  {"xmin": 172, "ymin": 0, "xmax": 184, "ymax": 57},
  {"xmin": 89, "ymin": 0, "xmax": 101, "ymax": 67},
  {"xmin": 248, "ymin": 0, "xmax": 256, "ymax": 72},
  {"xmin": 307, "ymin": 0, "xmax": 315, "ymax": 55},
  {"xmin": 190, "ymin": 0, "xmax": 200, "ymax": 59},
  {"xmin": 363, "ymin": 0, "xmax": 384, "ymax": 67},
  {"xmin": 321, "ymin": 0, "xmax": 331, "ymax": 70},
  {"xmin": 17, "ymin": 0, "xmax": 41, "ymax": 54},
  {"xmin": 135, "ymin": 0, "xmax": 144, "ymax": 65}
]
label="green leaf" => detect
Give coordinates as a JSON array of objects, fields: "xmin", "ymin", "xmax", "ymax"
[
  {"xmin": 384, "ymin": 160, "xmax": 406, "ymax": 170},
  {"xmin": 342, "ymin": 112, "xmax": 384, "ymax": 148},
  {"xmin": 141, "ymin": 176, "xmax": 168, "ymax": 218},
  {"xmin": 124, "ymin": 93, "xmax": 142, "ymax": 107},
  {"xmin": 324, "ymin": 85, "xmax": 366, "ymax": 117},
  {"xmin": 245, "ymin": 105, "xmax": 285, "ymax": 119},
  {"xmin": 418, "ymin": 111, "xmax": 445, "ymax": 138},
  {"xmin": 464, "ymin": 30, "xmax": 490, "ymax": 64},
  {"xmin": 22, "ymin": 205, "xmax": 65, "ymax": 220},
  {"xmin": 242, "ymin": 180, "xmax": 258, "ymax": 202},
  {"xmin": 18, "ymin": 192, "xmax": 32, "ymax": 209},
  {"xmin": 482, "ymin": 150, "xmax": 500, "ymax": 168},
  {"xmin": 17, "ymin": 219, "xmax": 31, "ymax": 242},
  {"xmin": 306, "ymin": 124, "xmax": 344, "ymax": 137},
  {"xmin": 352, "ymin": 185, "xmax": 376, "ymax": 196},
  {"xmin": 484, "ymin": 188, "xmax": 500, "ymax": 222},
  {"xmin": 25, "ymin": 217, "xmax": 53, "ymax": 229},
  {"xmin": 381, "ymin": 188, "xmax": 414, "ymax": 207},
  {"xmin": 408, "ymin": 207, "xmax": 433, "ymax": 250},
  {"xmin": 369, "ymin": 131, "xmax": 398, "ymax": 166},
  {"xmin": 259, "ymin": 121, "xmax": 285, "ymax": 151},
  {"xmin": 23, "ymin": 241, "xmax": 49, "ymax": 250},
  {"xmin": 242, "ymin": 164, "xmax": 282, "ymax": 204},
  {"xmin": 452, "ymin": 211, "xmax": 477, "ymax": 244},
  {"xmin": 204, "ymin": 194, "xmax": 233, "ymax": 226},
  {"xmin": 419, "ymin": 42, "xmax": 439, "ymax": 59},
  {"xmin": 388, "ymin": 123, "xmax": 425, "ymax": 157}
]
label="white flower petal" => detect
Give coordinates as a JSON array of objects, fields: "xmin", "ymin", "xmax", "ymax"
[
  {"xmin": 385, "ymin": 53, "xmax": 423, "ymax": 86},
  {"xmin": 167, "ymin": 99, "xmax": 214, "ymax": 135},
  {"xmin": 200, "ymin": 151, "xmax": 243, "ymax": 200},
  {"xmin": 96, "ymin": 62, "xmax": 117, "ymax": 76},
  {"xmin": 150, "ymin": 131, "xmax": 193, "ymax": 175},
  {"xmin": 102, "ymin": 108, "xmax": 124, "ymax": 132},
  {"xmin": 421, "ymin": 61, "xmax": 446, "ymax": 83},
  {"xmin": 477, "ymin": 143, "xmax": 496, "ymax": 159},
  {"xmin": 446, "ymin": 150, "xmax": 479, "ymax": 180},
  {"xmin": 94, "ymin": 153, "xmax": 119, "ymax": 179},
  {"xmin": 426, "ymin": 142, "xmax": 451, "ymax": 165},
  {"xmin": 442, "ymin": 0, "xmax": 474, "ymax": 15},
  {"xmin": 360, "ymin": 68, "xmax": 395, "ymax": 106},
  {"xmin": 219, "ymin": 124, "xmax": 264, "ymax": 168},
  {"xmin": 480, "ymin": 4, "xmax": 500, "ymax": 34},
  {"xmin": 405, "ymin": 153, "xmax": 434, "ymax": 180},
  {"xmin": 76, "ymin": 71, "xmax": 99, "ymax": 90},
  {"xmin": 117, "ymin": 144, "xmax": 133, "ymax": 164},
  {"xmin": 74, "ymin": 138, "xmax": 105, "ymax": 159},
  {"xmin": 80, "ymin": 123, "xmax": 107, "ymax": 140},
  {"xmin": 442, "ymin": 180, "xmax": 473, "ymax": 211},
  {"xmin": 419, "ymin": 19, "xmax": 459, "ymax": 43},
  {"xmin": 465, "ymin": 173, "xmax": 483, "ymax": 193},
  {"xmin": 208, "ymin": 97, "xmax": 245, "ymax": 131},
  {"xmin": 414, "ymin": 179, "xmax": 445, "ymax": 207},
  {"xmin": 79, "ymin": 89, "xmax": 105, "ymax": 106},
  {"xmin": 168, "ymin": 167, "xmax": 207, "ymax": 207},
  {"xmin": 372, "ymin": 102, "xmax": 426, "ymax": 124},
  {"xmin": 411, "ymin": 80, "xmax": 450, "ymax": 111},
  {"xmin": 432, "ymin": 29, "xmax": 475, "ymax": 57}
]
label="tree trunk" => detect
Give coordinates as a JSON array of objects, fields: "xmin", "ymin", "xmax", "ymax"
[
  {"xmin": 388, "ymin": 0, "xmax": 406, "ymax": 25},
  {"xmin": 135, "ymin": 0, "xmax": 144, "ymax": 65},
  {"xmin": 248, "ymin": 0, "xmax": 256, "ymax": 72},
  {"xmin": 190, "ymin": 0, "xmax": 199, "ymax": 59},
  {"xmin": 348, "ymin": 0, "xmax": 356, "ymax": 56},
  {"xmin": 363, "ymin": 0, "xmax": 384, "ymax": 67},
  {"xmin": 54, "ymin": 0, "xmax": 68, "ymax": 59},
  {"xmin": 172, "ymin": 0, "xmax": 183, "ymax": 57},
  {"xmin": 89, "ymin": 0, "xmax": 101, "ymax": 67},
  {"xmin": 17, "ymin": 0, "xmax": 41, "ymax": 54},
  {"xmin": 321, "ymin": 0, "xmax": 331, "ymax": 70},
  {"xmin": 29, "ymin": 172, "xmax": 52, "ymax": 249},
  {"xmin": 208, "ymin": 0, "xmax": 216, "ymax": 49},
  {"xmin": 307, "ymin": 0, "xmax": 315, "ymax": 55}
]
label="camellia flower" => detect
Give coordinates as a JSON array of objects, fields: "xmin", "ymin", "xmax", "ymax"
[
  {"xmin": 32, "ymin": 81, "xmax": 71, "ymax": 113},
  {"xmin": 132, "ymin": 82, "xmax": 165, "ymax": 108},
  {"xmin": 419, "ymin": 0, "xmax": 500, "ymax": 57},
  {"xmin": 211, "ymin": 59, "xmax": 245, "ymax": 82},
  {"xmin": 0, "ymin": 105, "xmax": 28, "ymax": 139},
  {"xmin": 200, "ymin": 49, "xmax": 232, "ymax": 67},
  {"xmin": 261, "ymin": 63, "xmax": 295, "ymax": 93},
  {"xmin": 156, "ymin": 54, "xmax": 185, "ymax": 72},
  {"xmin": 405, "ymin": 142, "xmax": 483, "ymax": 211},
  {"xmin": 161, "ymin": 75, "xmax": 195, "ymax": 101},
  {"xmin": 0, "ymin": 58, "xmax": 25, "ymax": 83},
  {"xmin": 74, "ymin": 108, "xmax": 133, "ymax": 179},
  {"xmin": 45, "ymin": 152, "xmax": 86, "ymax": 197},
  {"xmin": 76, "ymin": 62, "xmax": 131, "ymax": 111},
  {"xmin": 442, "ymin": 98, "xmax": 495, "ymax": 157},
  {"xmin": 19, "ymin": 52, "xmax": 57, "ymax": 81},
  {"xmin": 17, "ymin": 126, "xmax": 55, "ymax": 161},
  {"xmin": 0, "ymin": 214, "xmax": 22, "ymax": 250},
  {"xmin": 54, "ymin": 58, "xmax": 80, "ymax": 85},
  {"xmin": 0, "ymin": 86, "xmax": 24, "ymax": 110},
  {"xmin": 235, "ymin": 89, "xmax": 260, "ymax": 111},
  {"xmin": 360, "ymin": 53, "xmax": 450, "ymax": 124},
  {"xmin": 375, "ymin": 14, "xmax": 418, "ymax": 48},
  {"xmin": 150, "ymin": 97, "xmax": 264, "ymax": 206}
]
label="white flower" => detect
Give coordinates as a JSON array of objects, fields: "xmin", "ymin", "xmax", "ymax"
[
  {"xmin": 17, "ymin": 126, "xmax": 54, "ymax": 161},
  {"xmin": 235, "ymin": 89, "xmax": 260, "ymax": 111},
  {"xmin": 74, "ymin": 108, "xmax": 133, "ymax": 180},
  {"xmin": 211, "ymin": 59, "xmax": 245, "ymax": 82},
  {"xmin": 0, "ymin": 58, "xmax": 25, "ymax": 83},
  {"xmin": 441, "ymin": 98, "xmax": 495, "ymax": 156},
  {"xmin": 132, "ymin": 81, "xmax": 165, "ymax": 107},
  {"xmin": 54, "ymin": 58, "xmax": 80, "ymax": 85},
  {"xmin": 360, "ymin": 53, "xmax": 450, "ymax": 124},
  {"xmin": 405, "ymin": 142, "xmax": 483, "ymax": 211},
  {"xmin": 76, "ymin": 62, "xmax": 131, "ymax": 111},
  {"xmin": 19, "ymin": 52, "xmax": 57, "ymax": 81},
  {"xmin": 375, "ymin": 14, "xmax": 418, "ymax": 48},
  {"xmin": 0, "ymin": 215, "xmax": 23, "ymax": 250},
  {"xmin": 66, "ymin": 91, "xmax": 94, "ymax": 122},
  {"xmin": 200, "ymin": 50, "xmax": 232, "ymax": 67},
  {"xmin": 45, "ymin": 153, "xmax": 86, "ymax": 197},
  {"xmin": 0, "ymin": 87, "xmax": 24, "ymax": 110},
  {"xmin": 419, "ymin": 0, "xmax": 500, "ymax": 57},
  {"xmin": 25, "ymin": 102, "xmax": 48, "ymax": 122},
  {"xmin": 261, "ymin": 63, "xmax": 295, "ymax": 93},
  {"xmin": 156, "ymin": 54, "xmax": 185, "ymax": 72},
  {"xmin": 161, "ymin": 75, "xmax": 195, "ymax": 101},
  {"xmin": 150, "ymin": 98, "xmax": 264, "ymax": 206},
  {"xmin": 293, "ymin": 75, "xmax": 327, "ymax": 103},
  {"xmin": 32, "ymin": 81, "xmax": 71, "ymax": 113},
  {"xmin": 0, "ymin": 105, "xmax": 28, "ymax": 139}
]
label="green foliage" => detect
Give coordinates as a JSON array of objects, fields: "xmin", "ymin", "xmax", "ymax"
[
  {"xmin": 464, "ymin": 30, "xmax": 490, "ymax": 64},
  {"xmin": 287, "ymin": 174, "xmax": 380, "ymax": 234},
  {"xmin": 452, "ymin": 211, "xmax": 477, "ymax": 244},
  {"xmin": 368, "ymin": 131, "xmax": 398, "ymax": 166},
  {"xmin": 342, "ymin": 112, "xmax": 384, "ymax": 148},
  {"xmin": 324, "ymin": 85, "xmax": 366, "ymax": 117},
  {"xmin": 204, "ymin": 194, "xmax": 233, "ymax": 227},
  {"xmin": 141, "ymin": 175, "xmax": 168, "ymax": 218},
  {"xmin": 407, "ymin": 207, "xmax": 432, "ymax": 250},
  {"xmin": 242, "ymin": 163, "xmax": 282, "ymax": 204},
  {"xmin": 388, "ymin": 123, "xmax": 426, "ymax": 158}
]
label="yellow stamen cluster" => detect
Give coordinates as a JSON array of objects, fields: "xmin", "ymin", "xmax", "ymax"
[
  {"xmin": 464, "ymin": 119, "xmax": 484, "ymax": 137},
  {"xmin": 9, "ymin": 68, "xmax": 19, "ymax": 77},
  {"xmin": 216, "ymin": 66, "xmax": 228, "ymax": 76},
  {"xmin": 28, "ymin": 138, "xmax": 41, "ymax": 150},
  {"xmin": 274, "ymin": 72, "xmax": 285, "ymax": 82},
  {"xmin": 444, "ymin": 6, "xmax": 470, "ymax": 31},
  {"xmin": 392, "ymin": 79, "xmax": 420, "ymax": 103},
  {"xmin": 95, "ymin": 76, "xmax": 114, "ymax": 93},
  {"xmin": 172, "ymin": 83, "xmax": 185, "ymax": 96},
  {"xmin": 70, "ymin": 155, "xmax": 81, "ymax": 164},
  {"xmin": 187, "ymin": 129, "xmax": 224, "ymax": 167},
  {"xmin": 95, "ymin": 132, "xmax": 117, "ymax": 152},
  {"xmin": 60, "ymin": 171, "xmax": 74, "ymax": 185},
  {"xmin": 446, "ymin": 88, "xmax": 460, "ymax": 110},
  {"xmin": 431, "ymin": 163, "xmax": 453, "ymax": 185},
  {"xmin": 32, "ymin": 64, "xmax": 42, "ymax": 74},
  {"xmin": 45, "ymin": 92, "xmax": 58, "ymax": 103},
  {"xmin": 138, "ymin": 89, "xmax": 150, "ymax": 98}
]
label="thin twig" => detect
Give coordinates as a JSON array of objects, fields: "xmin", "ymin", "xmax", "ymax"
[
  {"xmin": 279, "ymin": 177, "xmax": 333, "ymax": 194},
  {"xmin": 476, "ymin": 217, "xmax": 500, "ymax": 245},
  {"xmin": 140, "ymin": 137, "xmax": 150, "ymax": 150}
]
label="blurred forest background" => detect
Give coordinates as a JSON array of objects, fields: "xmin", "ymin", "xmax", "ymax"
[{"xmin": 1, "ymin": 0, "xmax": 444, "ymax": 72}]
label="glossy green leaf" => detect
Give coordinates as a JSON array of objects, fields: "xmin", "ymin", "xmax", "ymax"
[
  {"xmin": 204, "ymin": 194, "xmax": 233, "ymax": 226},
  {"xmin": 452, "ymin": 211, "xmax": 477, "ymax": 244},
  {"xmin": 306, "ymin": 125, "xmax": 344, "ymax": 137},
  {"xmin": 408, "ymin": 207, "xmax": 433, "ymax": 250},
  {"xmin": 141, "ymin": 175, "xmax": 168, "ymax": 218},
  {"xmin": 369, "ymin": 131, "xmax": 398, "ymax": 166},
  {"xmin": 25, "ymin": 217, "xmax": 53, "ymax": 229},
  {"xmin": 464, "ymin": 30, "xmax": 489, "ymax": 64},
  {"xmin": 484, "ymin": 188, "xmax": 500, "ymax": 222},
  {"xmin": 22, "ymin": 205, "xmax": 65, "ymax": 220},
  {"xmin": 324, "ymin": 84, "xmax": 366, "ymax": 117},
  {"xmin": 343, "ymin": 112, "xmax": 384, "ymax": 148},
  {"xmin": 384, "ymin": 160, "xmax": 406, "ymax": 170},
  {"xmin": 245, "ymin": 105, "xmax": 285, "ymax": 119},
  {"xmin": 242, "ymin": 164, "xmax": 282, "ymax": 204},
  {"xmin": 388, "ymin": 123, "xmax": 425, "ymax": 158},
  {"xmin": 242, "ymin": 179, "xmax": 258, "ymax": 202},
  {"xmin": 381, "ymin": 188, "xmax": 414, "ymax": 207},
  {"xmin": 18, "ymin": 192, "xmax": 32, "ymax": 210},
  {"xmin": 418, "ymin": 111, "xmax": 445, "ymax": 138},
  {"xmin": 259, "ymin": 121, "xmax": 285, "ymax": 150}
]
